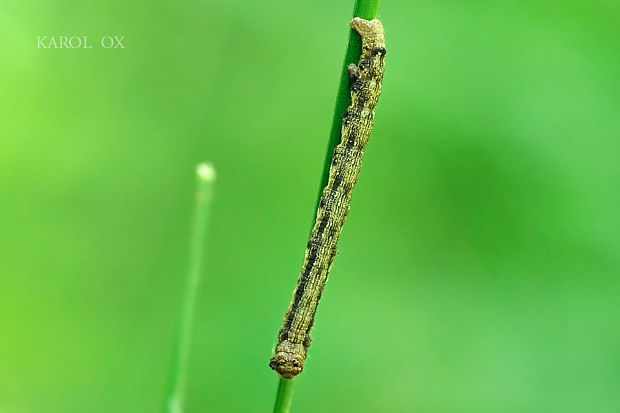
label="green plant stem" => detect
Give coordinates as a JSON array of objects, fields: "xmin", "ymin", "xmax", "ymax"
[
  {"xmin": 272, "ymin": 1, "xmax": 380, "ymax": 412},
  {"xmin": 166, "ymin": 162, "xmax": 216, "ymax": 413},
  {"xmin": 273, "ymin": 376, "xmax": 296, "ymax": 413}
]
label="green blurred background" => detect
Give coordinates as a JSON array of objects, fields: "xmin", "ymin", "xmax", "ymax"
[{"xmin": 1, "ymin": 0, "xmax": 619, "ymax": 412}]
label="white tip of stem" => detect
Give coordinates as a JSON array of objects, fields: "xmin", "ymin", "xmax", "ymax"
[
  {"xmin": 196, "ymin": 162, "xmax": 216, "ymax": 182},
  {"xmin": 168, "ymin": 396, "xmax": 182, "ymax": 413}
]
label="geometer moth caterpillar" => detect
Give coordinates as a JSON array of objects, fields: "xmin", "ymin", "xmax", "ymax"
[{"xmin": 270, "ymin": 17, "xmax": 386, "ymax": 379}]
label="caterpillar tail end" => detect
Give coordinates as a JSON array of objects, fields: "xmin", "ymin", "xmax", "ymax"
[
  {"xmin": 269, "ymin": 340, "xmax": 306, "ymax": 379},
  {"xmin": 349, "ymin": 17, "xmax": 385, "ymax": 42}
]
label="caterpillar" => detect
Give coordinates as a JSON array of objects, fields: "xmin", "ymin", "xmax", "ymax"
[{"xmin": 269, "ymin": 17, "xmax": 386, "ymax": 379}]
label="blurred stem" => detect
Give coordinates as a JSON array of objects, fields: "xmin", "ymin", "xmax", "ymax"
[
  {"xmin": 272, "ymin": 1, "xmax": 380, "ymax": 412},
  {"xmin": 166, "ymin": 163, "xmax": 216, "ymax": 413}
]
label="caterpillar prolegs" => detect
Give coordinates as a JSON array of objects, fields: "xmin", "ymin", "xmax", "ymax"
[{"xmin": 270, "ymin": 17, "xmax": 386, "ymax": 379}]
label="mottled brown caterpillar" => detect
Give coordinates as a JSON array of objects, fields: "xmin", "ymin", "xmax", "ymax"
[{"xmin": 269, "ymin": 17, "xmax": 386, "ymax": 379}]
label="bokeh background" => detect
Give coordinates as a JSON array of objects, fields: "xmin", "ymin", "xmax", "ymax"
[{"xmin": 1, "ymin": 0, "xmax": 619, "ymax": 412}]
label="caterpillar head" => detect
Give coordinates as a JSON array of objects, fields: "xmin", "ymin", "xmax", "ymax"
[{"xmin": 269, "ymin": 340, "xmax": 306, "ymax": 379}]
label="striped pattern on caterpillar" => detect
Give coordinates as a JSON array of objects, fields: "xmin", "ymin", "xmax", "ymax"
[{"xmin": 270, "ymin": 17, "xmax": 386, "ymax": 379}]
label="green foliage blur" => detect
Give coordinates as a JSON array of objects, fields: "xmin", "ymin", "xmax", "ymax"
[{"xmin": 1, "ymin": 0, "xmax": 618, "ymax": 412}]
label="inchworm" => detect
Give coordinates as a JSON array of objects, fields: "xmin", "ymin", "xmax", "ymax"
[{"xmin": 270, "ymin": 17, "xmax": 386, "ymax": 379}]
